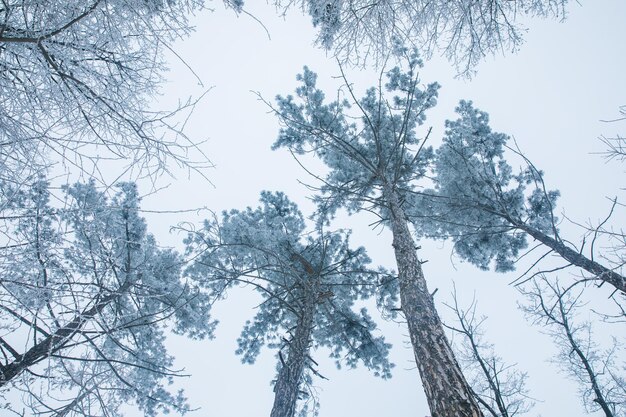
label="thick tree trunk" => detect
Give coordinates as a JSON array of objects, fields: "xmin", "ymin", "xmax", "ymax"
[
  {"xmin": 270, "ymin": 296, "xmax": 315, "ymax": 417},
  {"xmin": 386, "ymin": 188, "xmax": 483, "ymax": 417},
  {"xmin": 517, "ymin": 223, "xmax": 626, "ymax": 294}
]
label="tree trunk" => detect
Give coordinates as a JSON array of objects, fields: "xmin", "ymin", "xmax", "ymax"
[
  {"xmin": 517, "ymin": 223, "xmax": 626, "ymax": 294},
  {"xmin": 386, "ymin": 187, "xmax": 483, "ymax": 417},
  {"xmin": 270, "ymin": 295, "xmax": 315, "ymax": 417},
  {"xmin": 0, "ymin": 281, "xmax": 131, "ymax": 386},
  {"xmin": 0, "ymin": 207, "xmax": 139, "ymax": 386}
]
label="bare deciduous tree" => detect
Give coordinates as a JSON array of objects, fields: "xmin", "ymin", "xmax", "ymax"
[
  {"xmin": 520, "ymin": 276, "xmax": 625, "ymax": 417},
  {"xmin": 600, "ymin": 105, "xmax": 626, "ymax": 164},
  {"xmin": 444, "ymin": 287, "xmax": 534, "ymax": 417},
  {"xmin": 270, "ymin": 0, "xmax": 569, "ymax": 75},
  {"xmin": 0, "ymin": 0, "xmax": 243, "ymax": 183}
]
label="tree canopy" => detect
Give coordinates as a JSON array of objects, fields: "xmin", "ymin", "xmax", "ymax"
[
  {"xmin": 0, "ymin": 0, "xmax": 244, "ymax": 183},
  {"xmin": 0, "ymin": 178, "xmax": 213, "ymax": 416},
  {"xmin": 185, "ymin": 191, "xmax": 392, "ymax": 416},
  {"xmin": 271, "ymin": 0, "xmax": 569, "ymax": 74},
  {"xmin": 271, "ymin": 49, "xmax": 484, "ymax": 417},
  {"xmin": 1, "ymin": 2, "xmax": 623, "ymax": 417},
  {"xmin": 410, "ymin": 100, "xmax": 625, "ymax": 293}
]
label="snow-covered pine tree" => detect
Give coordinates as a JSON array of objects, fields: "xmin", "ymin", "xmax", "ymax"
[
  {"xmin": 184, "ymin": 191, "xmax": 392, "ymax": 417},
  {"xmin": 270, "ymin": 47, "xmax": 483, "ymax": 417}
]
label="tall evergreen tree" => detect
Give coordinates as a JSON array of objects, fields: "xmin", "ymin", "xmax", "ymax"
[
  {"xmin": 185, "ymin": 191, "xmax": 392, "ymax": 417},
  {"xmin": 270, "ymin": 48, "xmax": 483, "ymax": 417}
]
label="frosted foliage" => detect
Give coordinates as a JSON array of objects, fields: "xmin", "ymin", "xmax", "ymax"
[
  {"xmin": 272, "ymin": 0, "xmax": 569, "ymax": 73},
  {"xmin": 374, "ymin": 273, "xmax": 400, "ymax": 319},
  {"xmin": 313, "ymin": 306, "xmax": 391, "ymax": 377},
  {"xmin": 411, "ymin": 101, "xmax": 559, "ymax": 272},
  {"xmin": 300, "ymin": 0, "xmax": 342, "ymax": 48},
  {"xmin": 237, "ymin": 298, "xmax": 287, "ymax": 364},
  {"xmin": 0, "ymin": 0, "xmax": 225, "ymax": 181},
  {"xmin": 0, "ymin": 178, "xmax": 213, "ymax": 417},
  {"xmin": 185, "ymin": 192, "xmax": 393, "ymax": 412},
  {"xmin": 273, "ymin": 48, "xmax": 438, "ymax": 223}
]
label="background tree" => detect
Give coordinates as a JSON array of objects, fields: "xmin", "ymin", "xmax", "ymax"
[
  {"xmin": 0, "ymin": 0, "xmax": 244, "ymax": 184},
  {"xmin": 0, "ymin": 178, "xmax": 213, "ymax": 417},
  {"xmin": 269, "ymin": 47, "xmax": 483, "ymax": 417},
  {"xmin": 184, "ymin": 191, "xmax": 392, "ymax": 417},
  {"xmin": 269, "ymin": 0, "xmax": 569, "ymax": 74},
  {"xmin": 600, "ymin": 105, "xmax": 626, "ymax": 164},
  {"xmin": 520, "ymin": 276, "xmax": 625, "ymax": 417},
  {"xmin": 444, "ymin": 288, "xmax": 534, "ymax": 417},
  {"xmin": 409, "ymin": 101, "xmax": 625, "ymax": 294}
]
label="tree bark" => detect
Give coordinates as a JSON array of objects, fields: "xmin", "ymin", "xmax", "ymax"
[
  {"xmin": 0, "ymin": 281, "xmax": 131, "ymax": 387},
  {"xmin": 270, "ymin": 293, "xmax": 315, "ymax": 417},
  {"xmin": 386, "ymin": 187, "xmax": 483, "ymax": 417},
  {"xmin": 0, "ymin": 205, "xmax": 138, "ymax": 386},
  {"xmin": 517, "ymin": 223, "xmax": 626, "ymax": 294}
]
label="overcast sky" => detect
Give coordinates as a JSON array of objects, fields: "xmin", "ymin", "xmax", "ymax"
[{"xmin": 133, "ymin": 2, "xmax": 626, "ymax": 416}]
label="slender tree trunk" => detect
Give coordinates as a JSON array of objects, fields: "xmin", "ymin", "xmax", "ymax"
[
  {"xmin": 270, "ymin": 294, "xmax": 315, "ymax": 417},
  {"xmin": 0, "ymin": 281, "xmax": 131, "ymax": 386},
  {"xmin": 517, "ymin": 223, "xmax": 626, "ymax": 294},
  {"xmin": 0, "ymin": 213, "xmax": 136, "ymax": 386},
  {"xmin": 386, "ymin": 187, "xmax": 483, "ymax": 417},
  {"xmin": 555, "ymin": 296, "xmax": 614, "ymax": 417}
]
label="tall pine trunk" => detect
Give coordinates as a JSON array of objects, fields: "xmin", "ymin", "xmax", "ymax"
[
  {"xmin": 270, "ymin": 293, "xmax": 315, "ymax": 417},
  {"xmin": 386, "ymin": 187, "xmax": 483, "ymax": 417}
]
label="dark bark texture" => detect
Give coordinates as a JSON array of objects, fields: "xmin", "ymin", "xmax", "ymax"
[
  {"xmin": 387, "ymin": 188, "xmax": 483, "ymax": 417},
  {"xmin": 0, "ymin": 281, "xmax": 130, "ymax": 386},
  {"xmin": 270, "ymin": 291, "xmax": 316, "ymax": 417}
]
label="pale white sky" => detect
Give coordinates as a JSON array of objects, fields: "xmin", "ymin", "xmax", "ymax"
[{"xmin": 136, "ymin": 2, "xmax": 626, "ymax": 416}]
